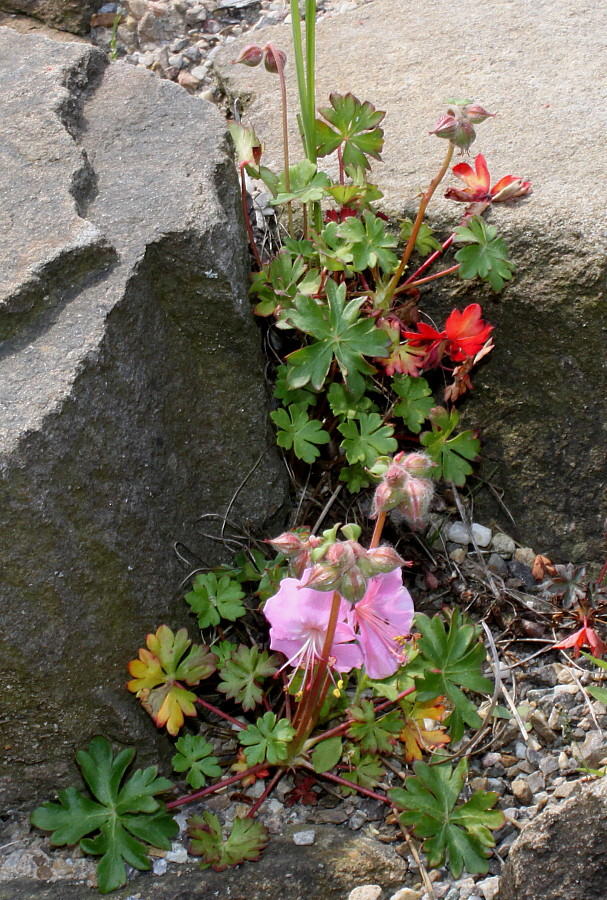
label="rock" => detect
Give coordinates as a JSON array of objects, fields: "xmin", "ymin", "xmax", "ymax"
[
  {"xmin": 449, "ymin": 547, "xmax": 467, "ymax": 564},
  {"xmin": 488, "ymin": 553, "xmax": 508, "ymax": 576},
  {"xmin": 528, "ymin": 709, "xmax": 557, "ymax": 744},
  {"xmin": 0, "ymin": 29, "xmax": 286, "ymax": 807},
  {"xmin": 513, "ymin": 547, "xmax": 536, "ymax": 567},
  {"xmin": 215, "ymin": 0, "xmax": 607, "ymax": 561},
  {"xmin": 0, "ymin": 0, "xmax": 97, "ymax": 33},
  {"xmin": 348, "ymin": 887, "xmax": 382, "ymax": 900},
  {"xmin": 498, "ymin": 778, "xmax": 607, "ymax": 899},
  {"xmin": 447, "ymin": 521, "xmax": 472, "ymax": 544},
  {"xmin": 490, "ymin": 533, "xmax": 516, "ymax": 557},
  {"xmin": 477, "ymin": 876, "xmax": 499, "ymax": 900},
  {"xmin": 292, "ymin": 829, "xmax": 316, "ymax": 846},
  {"xmin": 511, "ymin": 778, "xmax": 533, "ymax": 805},
  {"xmin": 577, "ymin": 730, "xmax": 607, "ymax": 767},
  {"xmin": 471, "ymin": 523, "xmax": 492, "ymax": 547}
]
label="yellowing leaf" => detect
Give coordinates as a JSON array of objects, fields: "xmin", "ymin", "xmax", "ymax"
[
  {"xmin": 127, "ymin": 626, "xmax": 217, "ymax": 736},
  {"xmin": 400, "ymin": 698, "xmax": 451, "ymax": 763}
]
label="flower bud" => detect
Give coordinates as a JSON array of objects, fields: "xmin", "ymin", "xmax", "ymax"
[
  {"xmin": 263, "ymin": 44, "xmax": 287, "ymax": 74},
  {"xmin": 429, "ymin": 112, "xmax": 476, "ymax": 151},
  {"xmin": 339, "ymin": 566, "xmax": 368, "ymax": 604},
  {"xmin": 267, "ymin": 530, "xmax": 305, "ymax": 557},
  {"xmin": 233, "ymin": 44, "xmax": 264, "ymax": 67},
  {"xmin": 400, "ymin": 452, "xmax": 436, "ymax": 479},
  {"xmin": 462, "ymin": 103, "xmax": 495, "ymax": 124},
  {"xmin": 359, "ymin": 545, "xmax": 406, "ymax": 576},
  {"xmin": 301, "ymin": 563, "xmax": 342, "ymax": 593},
  {"xmin": 398, "ymin": 476, "xmax": 434, "ymax": 530}
]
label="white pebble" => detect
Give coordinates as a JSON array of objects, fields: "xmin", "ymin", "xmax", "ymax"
[
  {"xmin": 447, "ymin": 521, "xmax": 472, "ymax": 544},
  {"xmin": 348, "ymin": 887, "xmax": 382, "ymax": 900},
  {"xmin": 152, "ymin": 858, "xmax": 167, "ymax": 875},
  {"xmin": 165, "ymin": 843, "xmax": 189, "ymax": 864},
  {"xmin": 292, "ymin": 829, "xmax": 315, "ymax": 846},
  {"xmin": 471, "ymin": 522, "xmax": 492, "ymax": 546}
]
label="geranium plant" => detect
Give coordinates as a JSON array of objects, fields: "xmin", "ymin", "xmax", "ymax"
[{"xmin": 31, "ymin": 0, "xmax": 534, "ymax": 891}]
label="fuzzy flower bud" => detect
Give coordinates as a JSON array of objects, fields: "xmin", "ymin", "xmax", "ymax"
[
  {"xmin": 267, "ymin": 530, "xmax": 306, "ymax": 557},
  {"xmin": 399, "ymin": 451, "xmax": 436, "ymax": 479},
  {"xmin": 461, "ymin": 103, "xmax": 495, "ymax": 124},
  {"xmin": 233, "ymin": 44, "xmax": 264, "ymax": 67},
  {"xmin": 339, "ymin": 566, "xmax": 368, "ymax": 604},
  {"xmin": 263, "ymin": 44, "xmax": 287, "ymax": 74},
  {"xmin": 398, "ymin": 476, "xmax": 435, "ymax": 531},
  {"xmin": 302, "ymin": 562, "xmax": 343, "ymax": 593},
  {"xmin": 359, "ymin": 545, "xmax": 406, "ymax": 576}
]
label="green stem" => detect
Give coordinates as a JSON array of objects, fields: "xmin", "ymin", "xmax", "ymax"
[
  {"xmin": 385, "ymin": 142, "xmax": 455, "ymax": 305},
  {"xmin": 289, "ymin": 0, "xmax": 312, "ymax": 158},
  {"xmin": 305, "ymin": 0, "xmax": 317, "ymax": 164}
]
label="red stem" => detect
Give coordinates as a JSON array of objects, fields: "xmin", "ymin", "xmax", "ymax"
[
  {"xmin": 402, "ymin": 233, "xmax": 455, "ymax": 287},
  {"xmin": 310, "ymin": 686, "xmax": 417, "ymax": 745},
  {"xmin": 370, "ymin": 512, "xmax": 386, "ymax": 549},
  {"xmin": 404, "ymin": 264, "xmax": 460, "ymax": 289},
  {"xmin": 246, "ymin": 769, "xmax": 285, "ymax": 818},
  {"xmin": 301, "ymin": 761, "xmax": 390, "ymax": 804},
  {"xmin": 240, "ymin": 165, "xmax": 263, "ymax": 268},
  {"xmin": 166, "ymin": 762, "xmax": 271, "ymax": 809},
  {"xmin": 195, "ymin": 697, "xmax": 245, "ymax": 730}
]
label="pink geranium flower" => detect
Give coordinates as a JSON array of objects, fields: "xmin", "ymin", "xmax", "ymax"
[
  {"xmin": 264, "ymin": 575, "xmax": 363, "ymax": 686},
  {"xmin": 349, "ymin": 569, "xmax": 414, "ymax": 680}
]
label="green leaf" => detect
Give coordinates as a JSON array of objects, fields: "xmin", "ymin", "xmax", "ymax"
[
  {"xmin": 172, "ymin": 735, "xmax": 222, "ymax": 790},
  {"xmin": 270, "ymin": 403, "xmax": 331, "ymax": 464},
  {"xmin": 339, "ymin": 746, "xmax": 384, "ymax": 796},
  {"xmin": 389, "ymin": 758, "xmax": 504, "ymax": 878},
  {"xmin": 285, "ymin": 279, "xmax": 389, "ymax": 393},
  {"xmin": 238, "ymin": 712, "xmax": 295, "ymax": 766},
  {"xmin": 250, "ymin": 249, "xmax": 320, "ymax": 318},
  {"xmin": 31, "ymin": 737, "xmax": 177, "ymax": 895},
  {"xmin": 311, "ymin": 737, "xmax": 344, "ymax": 774},
  {"xmin": 347, "ymin": 700, "xmax": 402, "ymax": 754},
  {"xmin": 188, "ymin": 812, "xmax": 269, "ymax": 871},
  {"xmin": 339, "ymin": 462, "xmax": 375, "ymax": 493},
  {"xmin": 338, "ymin": 413, "xmax": 397, "ymax": 467},
  {"xmin": 327, "ymin": 381, "xmax": 377, "ymax": 419},
  {"xmin": 314, "ymin": 221, "xmax": 355, "ymax": 273},
  {"xmin": 185, "ymin": 573, "xmax": 246, "ymax": 628},
  {"xmin": 588, "ymin": 684, "xmax": 607, "ymax": 704},
  {"xmin": 274, "ymin": 365, "xmax": 318, "ymax": 408},
  {"xmin": 454, "ymin": 216, "xmax": 515, "ymax": 292},
  {"xmin": 392, "ymin": 375, "xmax": 434, "ymax": 433},
  {"xmin": 316, "ymin": 93, "xmax": 385, "ymax": 170},
  {"xmin": 414, "ymin": 609, "xmax": 493, "ymax": 741},
  {"xmin": 399, "ymin": 218, "xmax": 442, "ymax": 257},
  {"xmin": 217, "ymin": 644, "xmax": 280, "ymax": 712},
  {"xmin": 273, "ymin": 159, "xmax": 331, "ymax": 205},
  {"xmin": 420, "ymin": 407, "xmax": 480, "ymax": 485},
  {"xmin": 337, "ymin": 210, "xmax": 398, "ymax": 273}
]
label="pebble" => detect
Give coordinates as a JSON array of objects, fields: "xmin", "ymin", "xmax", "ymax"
[
  {"xmin": 449, "ymin": 547, "xmax": 467, "ymax": 564},
  {"xmin": 488, "ymin": 553, "xmax": 508, "ymax": 575},
  {"xmin": 447, "ymin": 522, "xmax": 472, "ymax": 544},
  {"xmin": 389, "ymin": 890, "xmax": 422, "ymax": 900},
  {"xmin": 348, "ymin": 810, "xmax": 368, "ymax": 830},
  {"xmin": 292, "ymin": 829, "xmax": 316, "ymax": 846},
  {"xmin": 514, "ymin": 546, "xmax": 536, "ymax": 566},
  {"xmin": 348, "ymin": 887, "xmax": 382, "ymax": 900},
  {"xmin": 165, "ymin": 843, "xmax": 189, "ymax": 863},
  {"xmin": 490, "ymin": 533, "xmax": 516, "ymax": 556},
  {"xmin": 152, "ymin": 858, "xmax": 168, "ymax": 875},
  {"xmin": 476, "ymin": 876, "xmax": 499, "ymax": 900},
  {"xmin": 511, "ymin": 778, "xmax": 533, "ymax": 804}
]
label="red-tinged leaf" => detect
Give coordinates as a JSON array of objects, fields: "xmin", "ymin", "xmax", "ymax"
[
  {"xmin": 400, "ymin": 698, "xmax": 451, "ymax": 763},
  {"xmin": 188, "ymin": 812, "xmax": 269, "ymax": 870},
  {"xmin": 127, "ymin": 626, "xmax": 217, "ymax": 736}
]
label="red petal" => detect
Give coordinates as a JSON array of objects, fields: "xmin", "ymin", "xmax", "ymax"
[{"xmin": 452, "ymin": 154, "xmax": 490, "ymax": 193}]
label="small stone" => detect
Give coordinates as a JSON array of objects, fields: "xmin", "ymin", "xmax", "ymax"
[
  {"xmin": 482, "ymin": 751, "xmax": 503, "ymax": 768},
  {"xmin": 477, "ymin": 874, "xmax": 499, "ymax": 900},
  {"xmin": 488, "ymin": 553, "xmax": 508, "ymax": 576},
  {"xmin": 389, "ymin": 890, "xmax": 422, "ymax": 900},
  {"xmin": 292, "ymin": 829, "xmax": 315, "ymax": 846},
  {"xmin": 528, "ymin": 709, "xmax": 557, "ymax": 744},
  {"xmin": 168, "ymin": 53, "xmax": 184, "ymax": 67},
  {"xmin": 190, "ymin": 64, "xmax": 209, "ymax": 80},
  {"xmin": 514, "ymin": 740, "xmax": 528, "ymax": 759},
  {"xmin": 152, "ymin": 858, "xmax": 167, "ymax": 875},
  {"xmin": 512, "ymin": 778, "xmax": 533, "ymax": 804},
  {"xmin": 309, "ymin": 807, "xmax": 349, "ymax": 824},
  {"xmin": 449, "ymin": 547, "xmax": 467, "ymax": 564},
  {"xmin": 526, "ymin": 770, "xmax": 545, "ymax": 794},
  {"xmin": 348, "ymin": 810, "xmax": 368, "ymax": 830},
  {"xmin": 348, "ymin": 887, "xmax": 382, "ymax": 900},
  {"xmin": 165, "ymin": 843, "xmax": 188, "ymax": 864},
  {"xmin": 548, "ymin": 706, "xmax": 562, "ymax": 729},
  {"xmin": 471, "ymin": 522, "xmax": 492, "ymax": 546},
  {"xmin": 447, "ymin": 521, "xmax": 472, "ymax": 544},
  {"xmin": 178, "ymin": 69, "xmax": 201, "ymax": 88},
  {"xmin": 540, "ymin": 755, "xmax": 560, "ymax": 777},
  {"xmin": 457, "ymin": 878, "xmax": 478, "ymax": 900},
  {"xmin": 490, "ymin": 533, "xmax": 516, "ymax": 557},
  {"xmin": 578, "ymin": 730, "xmax": 607, "ymax": 767},
  {"xmin": 514, "ymin": 546, "xmax": 536, "ymax": 566},
  {"xmin": 267, "ymin": 799, "xmax": 283, "ymax": 813},
  {"xmin": 553, "ymin": 780, "xmax": 578, "ymax": 799},
  {"xmin": 170, "ymin": 37, "xmax": 189, "ymax": 51},
  {"xmin": 183, "ymin": 44, "xmax": 201, "ymax": 62}
]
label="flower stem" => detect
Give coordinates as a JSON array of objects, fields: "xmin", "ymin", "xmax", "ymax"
[
  {"xmin": 195, "ymin": 697, "xmax": 245, "ymax": 730},
  {"xmin": 300, "ymin": 761, "xmax": 390, "ymax": 804},
  {"xmin": 370, "ymin": 512, "xmax": 386, "ymax": 549},
  {"xmin": 266, "ymin": 42, "xmax": 293, "ymax": 238},
  {"xmin": 385, "ymin": 142, "xmax": 455, "ymax": 306},
  {"xmin": 246, "ymin": 769, "xmax": 285, "ymax": 818},
  {"xmin": 166, "ymin": 762, "xmax": 271, "ymax": 809},
  {"xmin": 404, "ymin": 264, "xmax": 460, "ymax": 289},
  {"xmin": 402, "ymin": 233, "xmax": 455, "ymax": 287}
]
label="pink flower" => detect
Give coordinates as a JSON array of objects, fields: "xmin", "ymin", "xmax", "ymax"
[
  {"xmin": 264, "ymin": 575, "xmax": 363, "ymax": 685},
  {"xmin": 349, "ymin": 569, "xmax": 414, "ymax": 680}
]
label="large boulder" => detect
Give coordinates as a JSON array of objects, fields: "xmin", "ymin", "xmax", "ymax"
[
  {"xmin": 0, "ymin": 0, "xmax": 98, "ymax": 34},
  {"xmin": 214, "ymin": 0, "xmax": 607, "ymax": 562},
  {"xmin": 0, "ymin": 29, "xmax": 287, "ymax": 807},
  {"xmin": 498, "ymin": 778, "xmax": 607, "ymax": 900}
]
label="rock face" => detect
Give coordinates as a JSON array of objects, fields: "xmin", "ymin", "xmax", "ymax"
[
  {"xmin": 0, "ymin": 0, "xmax": 97, "ymax": 34},
  {"xmin": 215, "ymin": 0, "xmax": 607, "ymax": 561},
  {"xmin": 0, "ymin": 29, "xmax": 287, "ymax": 807},
  {"xmin": 498, "ymin": 779, "xmax": 607, "ymax": 900}
]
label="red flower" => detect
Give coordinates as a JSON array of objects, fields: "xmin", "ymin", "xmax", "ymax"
[
  {"xmin": 402, "ymin": 305, "xmax": 493, "ymax": 364},
  {"xmin": 324, "ymin": 206, "xmax": 357, "ymax": 224},
  {"xmin": 554, "ymin": 617, "xmax": 607, "ymax": 659},
  {"xmin": 444, "ymin": 304, "xmax": 493, "ymax": 362},
  {"xmin": 445, "ymin": 153, "xmax": 532, "ymax": 203}
]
